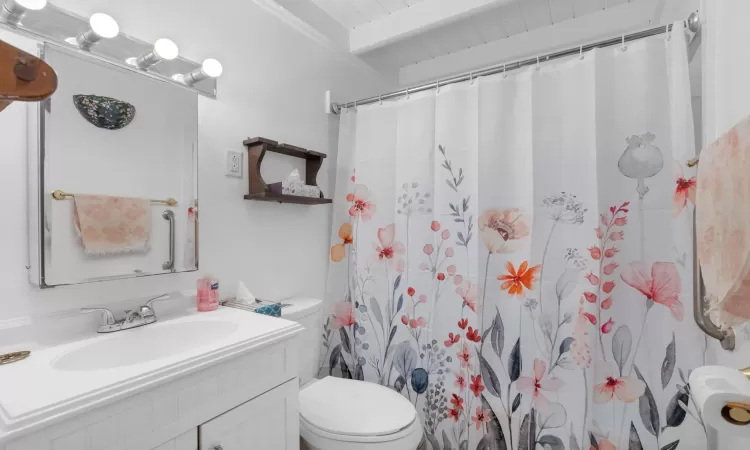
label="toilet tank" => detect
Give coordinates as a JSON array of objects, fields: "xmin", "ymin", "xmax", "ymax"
[{"xmin": 281, "ymin": 297, "xmax": 323, "ymax": 385}]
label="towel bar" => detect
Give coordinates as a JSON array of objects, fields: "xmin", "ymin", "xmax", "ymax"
[{"xmin": 51, "ymin": 190, "xmax": 178, "ymax": 207}]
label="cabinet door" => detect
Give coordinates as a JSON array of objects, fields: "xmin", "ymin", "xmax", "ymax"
[
  {"xmin": 199, "ymin": 380, "xmax": 299, "ymax": 450},
  {"xmin": 152, "ymin": 429, "xmax": 197, "ymax": 450}
]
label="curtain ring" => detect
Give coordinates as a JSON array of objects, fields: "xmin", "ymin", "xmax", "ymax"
[{"xmin": 621, "ymin": 35, "xmax": 627, "ymax": 52}]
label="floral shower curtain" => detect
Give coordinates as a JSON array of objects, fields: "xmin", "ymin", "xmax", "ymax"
[{"xmin": 323, "ymin": 26, "xmax": 707, "ymax": 450}]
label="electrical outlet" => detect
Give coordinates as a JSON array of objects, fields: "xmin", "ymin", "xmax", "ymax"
[{"xmin": 226, "ymin": 151, "xmax": 243, "ymax": 178}]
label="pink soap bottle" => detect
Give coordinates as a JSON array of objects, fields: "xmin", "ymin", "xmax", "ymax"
[{"xmin": 197, "ymin": 276, "xmax": 219, "ymax": 312}]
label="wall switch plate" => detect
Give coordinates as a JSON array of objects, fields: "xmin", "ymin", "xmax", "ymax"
[{"xmin": 226, "ymin": 151, "xmax": 243, "ymax": 178}]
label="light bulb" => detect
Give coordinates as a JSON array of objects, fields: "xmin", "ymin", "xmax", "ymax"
[
  {"xmin": 0, "ymin": 0, "xmax": 47, "ymax": 25},
  {"xmin": 201, "ymin": 59, "xmax": 223, "ymax": 78},
  {"xmin": 177, "ymin": 58, "xmax": 223, "ymax": 86},
  {"xmin": 89, "ymin": 13, "xmax": 118, "ymax": 38},
  {"xmin": 153, "ymin": 38, "xmax": 178, "ymax": 60}
]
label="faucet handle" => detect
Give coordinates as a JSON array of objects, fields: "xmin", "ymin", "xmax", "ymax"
[{"xmin": 80, "ymin": 308, "xmax": 116, "ymax": 325}]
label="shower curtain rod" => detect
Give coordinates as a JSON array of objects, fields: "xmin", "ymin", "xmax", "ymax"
[{"xmin": 334, "ymin": 11, "xmax": 701, "ymax": 112}]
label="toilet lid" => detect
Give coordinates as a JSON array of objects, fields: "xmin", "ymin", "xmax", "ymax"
[{"xmin": 299, "ymin": 377, "xmax": 417, "ymax": 437}]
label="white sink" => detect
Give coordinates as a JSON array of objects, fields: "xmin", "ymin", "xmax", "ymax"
[{"xmin": 52, "ymin": 320, "xmax": 239, "ymax": 371}]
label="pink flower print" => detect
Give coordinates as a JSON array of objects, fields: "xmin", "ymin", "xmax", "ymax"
[
  {"xmin": 472, "ymin": 408, "xmax": 491, "ymax": 430},
  {"xmin": 457, "ymin": 343, "xmax": 472, "ymax": 369},
  {"xmin": 601, "ymin": 297, "xmax": 613, "ymax": 310},
  {"xmin": 609, "ymin": 231, "xmax": 624, "ymax": 241},
  {"xmin": 674, "ymin": 161, "xmax": 697, "ymax": 216},
  {"xmin": 589, "ymin": 247, "xmax": 601, "ymax": 260},
  {"xmin": 602, "ymin": 281, "xmax": 616, "ymax": 294},
  {"xmin": 332, "ymin": 302, "xmax": 356, "ymax": 329},
  {"xmin": 593, "ymin": 361, "xmax": 646, "ymax": 404},
  {"xmin": 601, "ymin": 318, "xmax": 615, "ymax": 334},
  {"xmin": 621, "ymin": 261, "xmax": 683, "ymax": 321},
  {"xmin": 431, "ymin": 221, "xmax": 441, "ymax": 232},
  {"xmin": 614, "ymin": 216, "xmax": 628, "ymax": 226},
  {"xmin": 585, "ymin": 273, "xmax": 600, "ymax": 285},
  {"xmin": 375, "ymin": 224, "xmax": 405, "ymax": 267},
  {"xmin": 423, "ymin": 244, "xmax": 434, "ymax": 255},
  {"xmin": 517, "ymin": 359, "xmax": 564, "ymax": 412},
  {"xmin": 603, "ymin": 263, "xmax": 619, "ymax": 276},
  {"xmin": 347, "ymin": 185, "xmax": 376, "ymax": 222},
  {"xmin": 456, "ymin": 280, "xmax": 478, "ymax": 312},
  {"xmin": 442, "ymin": 229, "xmax": 451, "ymax": 240},
  {"xmin": 447, "ymin": 265, "xmax": 457, "ymax": 276},
  {"xmin": 445, "ymin": 247, "xmax": 454, "ymax": 257}
]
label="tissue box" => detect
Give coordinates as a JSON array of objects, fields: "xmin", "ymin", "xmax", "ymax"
[{"xmin": 268, "ymin": 181, "xmax": 321, "ymax": 198}]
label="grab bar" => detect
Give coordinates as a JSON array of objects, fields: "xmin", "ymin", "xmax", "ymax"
[
  {"xmin": 693, "ymin": 212, "xmax": 736, "ymax": 350},
  {"xmin": 162, "ymin": 210, "xmax": 175, "ymax": 272}
]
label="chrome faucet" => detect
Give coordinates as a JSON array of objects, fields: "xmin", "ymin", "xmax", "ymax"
[{"xmin": 81, "ymin": 294, "xmax": 170, "ymax": 333}]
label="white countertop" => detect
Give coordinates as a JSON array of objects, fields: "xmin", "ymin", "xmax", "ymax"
[{"xmin": 0, "ymin": 307, "xmax": 302, "ymax": 441}]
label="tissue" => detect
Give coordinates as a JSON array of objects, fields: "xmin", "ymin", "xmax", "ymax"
[{"xmin": 690, "ymin": 366, "xmax": 750, "ymax": 434}]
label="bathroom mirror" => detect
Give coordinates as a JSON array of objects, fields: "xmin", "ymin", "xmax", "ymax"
[{"xmin": 29, "ymin": 43, "xmax": 198, "ymax": 287}]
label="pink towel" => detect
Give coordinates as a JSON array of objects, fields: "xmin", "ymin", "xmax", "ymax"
[
  {"xmin": 73, "ymin": 194, "xmax": 152, "ymax": 255},
  {"xmin": 696, "ymin": 117, "xmax": 750, "ymax": 328}
]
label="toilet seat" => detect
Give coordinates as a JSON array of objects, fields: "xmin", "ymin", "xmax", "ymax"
[{"xmin": 299, "ymin": 377, "xmax": 422, "ymax": 449}]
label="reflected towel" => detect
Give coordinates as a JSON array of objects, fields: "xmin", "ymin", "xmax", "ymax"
[
  {"xmin": 697, "ymin": 117, "xmax": 750, "ymax": 329},
  {"xmin": 73, "ymin": 194, "xmax": 152, "ymax": 255}
]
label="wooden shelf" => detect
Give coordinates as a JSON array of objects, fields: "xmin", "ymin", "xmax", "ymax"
[
  {"xmin": 242, "ymin": 137, "xmax": 332, "ymax": 206},
  {"xmin": 244, "ymin": 193, "xmax": 333, "ymax": 205}
]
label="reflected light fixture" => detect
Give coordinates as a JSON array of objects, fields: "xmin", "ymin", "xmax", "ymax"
[
  {"xmin": 75, "ymin": 13, "xmax": 119, "ymax": 50},
  {"xmin": 173, "ymin": 58, "xmax": 223, "ymax": 86},
  {"xmin": 0, "ymin": 0, "xmax": 47, "ymax": 25},
  {"xmin": 135, "ymin": 38, "xmax": 178, "ymax": 69}
]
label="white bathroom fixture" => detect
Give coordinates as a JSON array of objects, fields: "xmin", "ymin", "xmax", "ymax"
[
  {"xmin": 0, "ymin": 0, "xmax": 46, "ymax": 25},
  {"xmin": 135, "ymin": 37, "xmax": 179, "ymax": 69},
  {"xmin": 282, "ymin": 298, "xmax": 423, "ymax": 450},
  {"xmin": 174, "ymin": 58, "xmax": 223, "ymax": 86},
  {"xmin": 74, "ymin": 13, "xmax": 119, "ymax": 50}
]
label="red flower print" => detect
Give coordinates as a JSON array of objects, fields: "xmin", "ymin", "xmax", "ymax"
[
  {"xmin": 602, "ymin": 281, "xmax": 616, "ymax": 294},
  {"xmin": 472, "ymin": 407, "xmax": 491, "ymax": 430},
  {"xmin": 401, "ymin": 315, "xmax": 409, "ymax": 325},
  {"xmin": 376, "ymin": 225, "xmax": 405, "ymax": 267},
  {"xmin": 458, "ymin": 318, "xmax": 468, "ymax": 329},
  {"xmin": 601, "ymin": 318, "xmax": 615, "ymax": 334},
  {"xmin": 588, "ymin": 247, "xmax": 601, "ymax": 260},
  {"xmin": 603, "ymin": 262, "xmax": 619, "ymax": 275},
  {"xmin": 445, "ymin": 332, "xmax": 461, "ymax": 347},
  {"xmin": 583, "ymin": 313, "xmax": 597, "ymax": 325},
  {"xmin": 609, "ymin": 231, "xmax": 624, "ymax": 241},
  {"xmin": 585, "ymin": 273, "xmax": 600, "ymax": 285},
  {"xmin": 614, "ymin": 216, "xmax": 628, "ymax": 226},
  {"xmin": 674, "ymin": 161, "xmax": 697, "ymax": 216},
  {"xmin": 442, "ymin": 229, "xmax": 451, "ymax": 240},
  {"xmin": 455, "ymin": 374, "xmax": 467, "ymax": 391},
  {"xmin": 456, "ymin": 281, "xmax": 479, "ymax": 312},
  {"xmin": 423, "ymin": 244, "xmax": 434, "ymax": 255},
  {"xmin": 407, "ymin": 287, "xmax": 416, "ymax": 297},
  {"xmin": 517, "ymin": 359, "xmax": 563, "ymax": 412},
  {"xmin": 621, "ymin": 261, "xmax": 683, "ymax": 321},
  {"xmin": 498, "ymin": 261, "xmax": 541, "ymax": 297},
  {"xmin": 348, "ymin": 185, "xmax": 376, "ymax": 221},
  {"xmin": 601, "ymin": 297, "xmax": 613, "ymax": 310},
  {"xmin": 584, "ymin": 292, "xmax": 597, "ymax": 304},
  {"xmin": 450, "ymin": 393, "xmax": 464, "ymax": 411},
  {"xmin": 594, "ymin": 361, "xmax": 646, "ymax": 404},
  {"xmin": 431, "ymin": 221, "xmax": 441, "ymax": 232},
  {"xmin": 470, "ymin": 375, "xmax": 485, "ymax": 397},
  {"xmin": 448, "ymin": 408, "xmax": 460, "ymax": 422},
  {"xmin": 332, "ymin": 302, "xmax": 356, "ymax": 329},
  {"xmin": 457, "ymin": 343, "xmax": 472, "ymax": 369},
  {"xmin": 466, "ymin": 327, "xmax": 481, "ymax": 343},
  {"xmin": 604, "ymin": 247, "xmax": 619, "ymax": 258},
  {"xmin": 437, "ymin": 273, "xmax": 446, "ymax": 281}
]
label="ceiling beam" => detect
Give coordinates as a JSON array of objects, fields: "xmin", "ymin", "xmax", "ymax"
[
  {"xmin": 350, "ymin": 0, "xmax": 515, "ymax": 54},
  {"xmin": 399, "ymin": 0, "xmax": 661, "ymax": 86}
]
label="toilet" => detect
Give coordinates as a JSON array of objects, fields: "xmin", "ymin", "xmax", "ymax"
[{"xmin": 282, "ymin": 298, "xmax": 423, "ymax": 450}]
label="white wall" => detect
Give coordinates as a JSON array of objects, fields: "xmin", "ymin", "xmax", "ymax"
[
  {"xmin": 701, "ymin": 0, "xmax": 750, "ymax": 449},
  {"xmin": 0, "ymin": 0, "xmax": 391, "ymax": 325}
]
